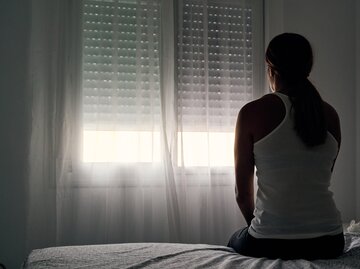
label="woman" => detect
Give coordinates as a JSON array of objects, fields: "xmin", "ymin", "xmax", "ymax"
[{"xmin": 227, "ymin": 33, "xmax": 344, "ymax": 260}]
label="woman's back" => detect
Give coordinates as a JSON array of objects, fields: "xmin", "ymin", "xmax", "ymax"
[
  {"xmin": 244, "ymin": 91, "xmax": 341, "ymax": 146},
  {"xmin": 247, "ymin": 92, "xmax": 342, "ymax": 239}
]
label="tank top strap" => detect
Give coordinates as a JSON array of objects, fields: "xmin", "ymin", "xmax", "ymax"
[{"xmin": 272, "ymin": 92, "xmax": 292, "ymax": 116}]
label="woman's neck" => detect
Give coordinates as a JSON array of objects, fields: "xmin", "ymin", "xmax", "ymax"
[{"xmin": 275, "ymin": 89, "xmax": 289, "ymax": 95}]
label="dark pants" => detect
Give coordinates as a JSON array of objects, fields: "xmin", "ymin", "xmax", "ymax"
[{"xmin": 227, "ymin": 227, "xmax": 344, "ymax": 260}]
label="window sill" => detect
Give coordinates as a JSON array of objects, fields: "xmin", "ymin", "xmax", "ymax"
[{"xmin": 62, "ymin": 163, "xmax": 235, "ymax": 188}]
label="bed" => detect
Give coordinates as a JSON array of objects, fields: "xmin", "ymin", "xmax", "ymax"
[{"xmin": 22, "ymin": 232, "xmax": 360, "ymax": 269}]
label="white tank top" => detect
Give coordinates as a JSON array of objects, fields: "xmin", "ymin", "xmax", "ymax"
[{"xmin": 248, "ymin": 92, "xmax": 343, "ymax": 239}]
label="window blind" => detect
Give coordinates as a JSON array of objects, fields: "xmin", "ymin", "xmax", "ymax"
[
  {"xmin": 177, "ymin": 0, "xmax": 254, "ymax": 132},
  {"xmin": 81, "ymin": 0, "xmax": 263, "ymax": 164},
  {"xmin": 82, "ymin": 0, "xmax": 161, "ymax": 131}
]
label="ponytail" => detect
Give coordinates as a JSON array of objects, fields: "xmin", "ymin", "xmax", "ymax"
[
  {"xmin": 288, "ymin": 78, "xmax": 327, "ymax": 147},
  {"xmin": 266, "ymin": 33, "xmax": 327, "ymax": 147}
]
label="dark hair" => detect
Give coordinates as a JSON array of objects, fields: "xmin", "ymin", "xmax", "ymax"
[{"xmin": 266, "ymin": 33, "xmax": 327, "ymax": 147}]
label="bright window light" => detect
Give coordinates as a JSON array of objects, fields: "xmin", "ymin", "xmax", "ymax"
[
  {"xmin": 178, "ymin": 132, "xmax": 235, "ymax": 167},
  {"xmin": 83, "ymin": 131, "xmax": 161, "ymax": 163},
  {"xmin": 83, "ymin": 131, "xmax": 234, "ymax": 167}
]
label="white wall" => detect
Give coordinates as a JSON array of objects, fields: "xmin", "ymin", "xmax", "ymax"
[
  {"xmin": 266, "ymin": 0, "xmax": 358, "ymax": 222},
  {"xmin": 356, "ymin": 0, "xmax": 360, "ymax": 220},
  {"xmin": 0, "ymin": 1, "xmax": 31, "ymax": 268}
]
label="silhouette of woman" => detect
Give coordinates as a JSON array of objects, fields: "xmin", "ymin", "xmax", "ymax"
[{"xmin": 227, "ymin": 33, "xmax": 344, "ymax": 260}]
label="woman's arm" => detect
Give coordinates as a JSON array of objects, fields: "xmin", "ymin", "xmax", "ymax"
[
  {"xmin": 323, "ymin": 101, "xmax": 341, "ymax": 171},
  {"xmin": 234, "ymin": 105, "xmax": 255, "ymax": 226}
]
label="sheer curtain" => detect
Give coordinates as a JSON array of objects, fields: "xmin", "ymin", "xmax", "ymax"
[{"xmin": 26, "ymin": 0, "xmax": 263, "ymax": 253}]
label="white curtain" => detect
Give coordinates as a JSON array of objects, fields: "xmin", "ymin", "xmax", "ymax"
[{"xmin": 26, "ymin": 0, "xmax": 262, "ymax": 253}]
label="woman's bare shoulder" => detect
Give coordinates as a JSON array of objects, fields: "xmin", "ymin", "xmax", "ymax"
[
  {"xmin": 240, "ymin": 94, "xmax": 281, "ymax": 116},
  {"xmin": 239, "ymin": 94, "xmax": 285, "ymax": 142},
  {"xmin": 323, "ymin": 101, "xmax": 339, "ymax": 119},
  {"xmin": 323, "ymin": 101, "xmax": 341, "ymax": 145}
]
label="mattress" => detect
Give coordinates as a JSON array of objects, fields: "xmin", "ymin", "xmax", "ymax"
[{"xmin": 23, "ymin": 233, "xmax": 360, "ymax": 269}]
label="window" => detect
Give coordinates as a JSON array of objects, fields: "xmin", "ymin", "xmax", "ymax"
[
  {"xmin": 82, "ymin": 0, "xmax": 162, "ymax": 163},
  {"xmin": 81, "ymin": 0, "xmax": 263, "ymax": 167},
  {"xmin": 177, "ymin": 0, "xmax": 262, "ymax": 167}
]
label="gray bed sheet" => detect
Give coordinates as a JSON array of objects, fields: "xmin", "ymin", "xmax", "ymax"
[{"xmin": 23, "ymin": 233, "xmax": 360, "ymax": 269}]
